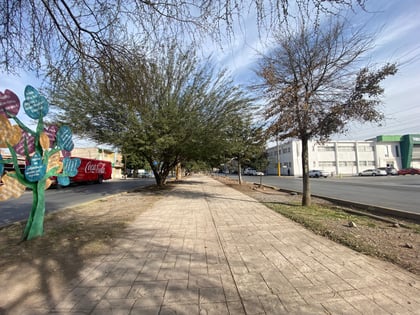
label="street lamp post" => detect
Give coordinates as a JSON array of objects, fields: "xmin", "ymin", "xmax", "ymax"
[{"xmin": 277, "ymin": 137, "xmax": 281, "ymax": 176}]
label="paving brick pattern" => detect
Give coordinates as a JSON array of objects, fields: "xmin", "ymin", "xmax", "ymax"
[{"xmin": 23, "ymin": 176, "xmax": 420, "ymax": 314}]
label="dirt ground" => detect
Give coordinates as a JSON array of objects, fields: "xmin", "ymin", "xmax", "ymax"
[
  {"xmin": 215, "ymin": 176, "xmax": 420, "ymax": 275},
  {"xmin": 0, "ymin": 186, "xmax": 164, "ymax": 313},
  {"xmin": 0, "ymin": 177, "xmax": 419, "ymax": 312}
]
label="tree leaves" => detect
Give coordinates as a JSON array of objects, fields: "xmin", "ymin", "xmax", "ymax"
[{"xmin": 50, "ymin": 44, "xmax": 254, "ymax": 185}]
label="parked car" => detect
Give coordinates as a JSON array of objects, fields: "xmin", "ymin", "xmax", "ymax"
[
  {"xmin": 358, "ymin": 168, "xmax": 387, "ymax": 176},
  {"xmin": 243, "ymin": 168, "xmax": 256, "ymax": 175},
  {"xmin": 308, "ymin": 170, "xmax": 329, "ymax": 178},
  {"xmin": 397, "ymin": 168, "xmax": 420, "ymax": 175},
  {"xmin": 377, "ymin": 167, "xmax": 398, "ymax": 175},
  {"xmin": 255, "ymin": 171, "xmax": 265, "ymax": 176}
]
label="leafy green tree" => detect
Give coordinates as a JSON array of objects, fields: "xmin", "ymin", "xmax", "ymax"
[
  {"xmin": 50, "ymin": 44, "xmax": 253, "ymax": 186},
  {"xmin": 221, "ymin": 116, "xmax": 267, "ymax": 184},
  {"xmin": 255, "ymin": 15, "xmax": 397, "ymax": 206}
]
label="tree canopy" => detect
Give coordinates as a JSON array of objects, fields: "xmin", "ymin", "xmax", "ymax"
[
  {"xmin": 50, "ymin": 44, "xmax": 255, "ymax": 185},
  {"xmin": 256, "ymin": 14, "xmax": 397, "ymax": 205},
  {"xmin": 1, "ymin": 0, "xmax": 365, "ymax": 81}
]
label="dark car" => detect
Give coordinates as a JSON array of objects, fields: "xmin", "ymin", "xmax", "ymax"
[{"xmin": 397, "ymin": 168, "xmax": 420, "ymax": 175}]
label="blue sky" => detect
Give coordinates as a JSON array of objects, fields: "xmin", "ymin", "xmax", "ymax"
[
  {"xmin": 1, "ymin": 0, "xmax": 419, "ymax": 145},
  {"xmin": 210, "ymin": 0, "xmax": 420, "ymax": 141}
]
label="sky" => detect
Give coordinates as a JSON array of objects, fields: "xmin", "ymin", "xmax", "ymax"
[
  {"xmin": 209, "ymin": 0, "xmax": 420, "ymax": 141},
  {"xmin": 1, "ymin": 0, "xmax": 420, "ymax": 146}
]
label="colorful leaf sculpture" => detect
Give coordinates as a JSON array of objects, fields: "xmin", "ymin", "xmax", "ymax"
[
  {"xmin": 0, "ymin": 85, "xmax": 79, "ymax": 240},
  {"xmin": 0, "ymin": 89, "xmax": 20, "ymax": 118},
  {"xmin": 62, "ymin": 150, "xmax": 72, "ymax": 158},
  {"xmin": 45, "ymin": 178, "xmax": 53, "ymax": 190},
  {"xmin": 0, "ymin": 115, "xmax": 22, "ymax": 147},
  {"xmin": 13, "ymin": 130, "xmax": 35, "ymax": 155},
  {"xmin": 44, "ymin": 125, "xmax": 59, "ymax": 147},
  {"xmin": 56, "ymin": 126, "xmax": 74, "ymax": 152},
  {"xmin": 24, "ymin": 153, "xmax": 47, "ymax": 182},
  {"xmin": 46, "ymin": 152, "xmax": 63, "ymax": 174},
  {"xmin": 0, "ymin": 172, "xmax": 26, "ymax": 201},
  {"xmin": 56, "ymin": 157, "xmax": 81, "ymax": 187},
  {"xmin": 63, "ymin": 157, "xmax": 81, "ymax": 176},
  {"xmin": 0, "ymin": 154, "xmax": 4, "ymax": 175},
  {"xmin": 23, "ymin": 85, "xmax": 49, "ymax": 119},
  {"xmin": 57, "ymin": 176, "xmax": 70, "ymax": 186},
  {"xmin": 39, "ymin": 132, "xmax": 50, "ymax": 150}
]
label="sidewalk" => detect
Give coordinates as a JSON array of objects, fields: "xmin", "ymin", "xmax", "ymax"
[{"xmin": 12, "ymin": 175, "xmax": 420, "ymax": 314}]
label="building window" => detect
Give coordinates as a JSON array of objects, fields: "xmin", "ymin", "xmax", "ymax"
[
  {"xmin": 358, "ymin": 146, "xmax": 373, "ymax": 152},
  {"xmin": 338, "ymin": 146, "xmax": 355, "ymax": 152},
  {"xmin": 395, "ymin": 145, "xmax": 400, "ymax": 157},
  {"xmin": 339, "ymin": 161, "xmax": 356, "ymax": 166},
  {"xmin": 319, "ymin": 161, "xmax": 336, "ymax": 167},
  {"xmin": 359, "ymin": 160, "xmax": 375, "ymax": 167},
  {"xmin": 318, "ymin": 146, "xmax": 335, "ymax": 152},
  {"xmin": 359, "ymin": 160, "xmax": 375, "ymax": 166}
]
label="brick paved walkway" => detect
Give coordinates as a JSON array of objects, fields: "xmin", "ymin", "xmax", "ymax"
[{"xmin": 5, "ymin": 175, "xmax": 420, "ymax": 314}]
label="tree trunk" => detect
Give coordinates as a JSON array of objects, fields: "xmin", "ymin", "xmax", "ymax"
[
  {"xmin": 175, "ymin": 162, "xmax": 182, "ymax": 180},
  {"xmin": 238, "ymin": 161, "xmax": 243, "ymax": 185},
  {"xmin": 154, "ymin": 173, "xmax": 166, "ymax": 186},
  {"xmin": 301, "ymin": 137, "xmax": 311, "ymax": 206},
  {"xmin": 22, "ymin": 180, "xmax": 46, "ymax": 240}
]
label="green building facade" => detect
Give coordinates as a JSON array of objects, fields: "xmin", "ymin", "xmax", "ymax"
[{"xmin": 376, "ymin": 134, "xmax": 420, "ymax": 169}]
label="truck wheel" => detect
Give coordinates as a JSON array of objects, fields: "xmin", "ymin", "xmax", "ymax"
[{"xmin": 97, "ymin": 176, "xmax": 103, "ymax": 184}]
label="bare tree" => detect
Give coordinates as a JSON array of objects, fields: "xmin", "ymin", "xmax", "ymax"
[
  {"xmin": 1, "ymin": 0, "xmax": 365, "ymax": 81},
  {"xmin": 256, "ymin": 15, "xmax": 397, "ymax": 206}
]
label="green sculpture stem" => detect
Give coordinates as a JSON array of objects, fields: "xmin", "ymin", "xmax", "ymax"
[{"xmin": 22, "ymin": 179, "xmax": 46, "ymax": 240}]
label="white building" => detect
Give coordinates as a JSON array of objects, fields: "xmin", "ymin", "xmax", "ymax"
[{"xmin": 266, "ymin": 134, "xmax": 420, "ymax": 176}]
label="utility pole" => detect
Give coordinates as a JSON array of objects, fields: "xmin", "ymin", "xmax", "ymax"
[{"xmin": 277, "ymin": 136, "xmax": 281, "ymax": 176}]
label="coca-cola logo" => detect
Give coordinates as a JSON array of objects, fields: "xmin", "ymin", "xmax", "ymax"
[{"xmin": 85, "ymin": 161, "xmax": 106, "ymax": 174}]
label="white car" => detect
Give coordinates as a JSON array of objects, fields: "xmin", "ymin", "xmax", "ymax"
[
  {"xmin": 308, "ymin": 170, "xmax": 329, "ymax": 178},
  {"xmin": 358, "ymin": 169, "xmax": 387, "ymax": 176}
]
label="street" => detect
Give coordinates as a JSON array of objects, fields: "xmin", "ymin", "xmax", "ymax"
[
  {"xmin": 239, "ymin": 174, "xmax": 420, "ymax": 215},
  {"xmin": 2, "ymin": 174, "xmax": 419, "ymax": 228},
  {"xmin": 0, "ymin": 178, "xmax": 154, "ymax": 227}
]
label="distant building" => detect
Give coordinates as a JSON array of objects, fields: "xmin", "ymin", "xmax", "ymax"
[{"xmin": 266, "ymin": 134, "xmax": 420, "ymax": 176}]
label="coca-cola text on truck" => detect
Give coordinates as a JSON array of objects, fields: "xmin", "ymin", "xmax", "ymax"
[{"xmin": 69, "ymin": 158, "xmax": 112, "ymax": 184}]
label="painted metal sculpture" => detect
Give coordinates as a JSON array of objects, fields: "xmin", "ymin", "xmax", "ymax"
[{"xmin": 0, "ymin": 86, "xmax": 80, "ymax": 240}]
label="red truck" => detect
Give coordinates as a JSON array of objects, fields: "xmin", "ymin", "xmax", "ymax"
[
  {"xmin": 69, "ymin": 158, "xmax": 112, "ymax": 184},
  {"xmin": 51, "ymin": 157, "xmax": 113, "ymax": 186}
]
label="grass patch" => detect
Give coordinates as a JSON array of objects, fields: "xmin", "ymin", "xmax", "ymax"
[{"xmin": 264, "ymin": 202, "xmax": 401, "ymax": 263}]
